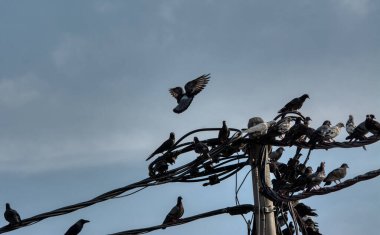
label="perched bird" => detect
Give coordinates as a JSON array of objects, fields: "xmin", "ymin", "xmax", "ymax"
[
  {"xmin": 162, "ymin": 196, "xmax": 184, "ymax": 229},
  {"xmin": 346, "ymin": 115, "xmax": 356, "ymax": 135},
  {"xmin": 365, "ymin": 114, "xmax": 380, "ymax": 135},
  {"xmin": 277, "ymin": 212, "xmax": 288, "ymax": 227},
  {"xmin": 169, "ymin": 74, "xmax": 210, "ymax": 113},
  {"xmin": 346, "ymin": 116, "xmax": 369, "ymax": 141},
  {"xmin": 278, "ymin": 94, "xmax": 309, "ymax": 114},
  {"xmin": 64, "ymin": 219, "xmax": 90, "ymax": 235},
  {"xmin": 324, "ymin": 163, "xmax": 349, "ymax": 186},
  {"xmin": 283, "ymin": 117, "xmax": 312, "ymax": 146},
  {"xmin": 306, "ymin": 162, "xmax": 325, "ymax": 191},
  {"xmin": 281, "ymin": 222, "xmax": 295, "ymax": 235},
  {"xmin": 194, "ymin": 137, "xmax": 209, "ymax": 158},
  {"xmin": 304, "ymin": 217, "xmax": 322, "ymax": 235},
  {"xmin": 243, "ymin": 120, "xmax": 276, "ymax": 136},
  {"xmin": 269, "ymin": 147, "xmax": 285, "ymax": 162},
  {"xmin": 308, "ymin": 121, "xmax": 331, "ymax": 149},
  {"xmin": 4, "ymin": 203, "xmax": 21, "ymax": 226},
  {"xmin": 325, "ymin": 122, "xmax": 345, "ymax": 141},
  {"xmin": 218, "ymin": 120, "xmax": 230, "ymax": 144},
  {"xmin": 277, "ymin": 117, "xmax": 292, "ymax": 134},
  {"xmin": 146, "ymin": 132, "xmax": 175, "ymax": 161},
  {"xmin": 289, "ymin": 166, "xmax": 313, "ymax": 192},
  {"xmin": 294, "ymin": 202, "xmax": 318, "ymax": 217}
]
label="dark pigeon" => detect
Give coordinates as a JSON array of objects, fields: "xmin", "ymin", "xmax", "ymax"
[
  {"xmin": 306, "ymin": 162, "xmax": 325, "ymax": 191},
  {"xmin": 169, "ymin": 74, "xmax": 210, "ymax": 113},
  {"xmin": 346, "ymin": 115, "xmax": 355, "ymax": 135},
  {"xmin": 283, "ymin": 117, "xmax": 312, "ymax": 146},
  {"xmin": 294, "ymin": 202, "xmax": 318, "ymax": 217},
  {"xmin": 218, "ymin": 120, "xmax": 230, "ymax": 144},
  {"xmin": 308, "ymin": 120, "xmax": 331, "ymax": 149},
  {"xmin": 64, "ymin": 219, "xmax": 90, "ymax": 235},
  {"xmin": 288, "ymin": 166, "xmax": 313, "ymax": 192},
  {"xmin": 365, "ymin": 114, "xmax": 380, "ymax": 135},
  {"xmin": 269, "ymin": 147, "xmax": 285, "ymax": 162},
  {"xmin": 281, "ymin": 222, "xmax": 295, "ymax": 235},
  {"xmin": 346, "ymin": 115, "xmax": 369, "ymax": 141},
  {"xmin": 194, "ymin": 137, "xmax": 209, "ymax": 158},
  {"xmin": 4, "ymin": 203, "xmax": 21, "ymax": 226},
  {"xmin": 278, "ymin": 94, "xmax": 309, "ymax": 114},
  {"xmin": 162, "ymin": 196, "xmax": 184, "ymax": 229},
  {"xmin": 324, "ymin": 163, "xmax": 349, "ymax": 186},
  {"xmin": 146, "ymin": 132, "xmax": 175, "ymax": 161}
]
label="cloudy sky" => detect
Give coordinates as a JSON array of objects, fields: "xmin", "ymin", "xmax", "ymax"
[{"xmin": 1, "ymin": 0, "xmax": 380, "ymax": 234}]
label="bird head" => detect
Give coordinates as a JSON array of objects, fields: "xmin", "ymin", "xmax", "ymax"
[
  {"xmin": 341, "ymin": 163, "xmax": 349, "ymax": 168},
  {"xmin": 170, "ymin": 132, "xmax": 175, "ymax": 139},
  {"xmin": 177, "ymin": 196, "xmax": 183, "ymax": 202},
  {"xmin": 5, "ymin": 203, "xmax": 10, "ymax": 209},
  {"xmin": 348, "ymin": 114, "xmax": 353, "ymax": 120},
  {"xmin": 322, "ymin": 120, "xmax": 331, "ymax": 126},
  {"xmin": 222, "ymin": 120, "xmax": 226, "ymax": 125},
  {"xmin": 277, "ymin": 147, "xmax": 285, "ymax": 153},
  {"xmin": 193, "ymin": 137, "xmax": 199, "ymax": 143},
  {"xmin": 336, "ymin": 122, "xmax": 345, "ymax": 128},
  {"xmin": 301, "ymin": 94, "xmax": 310, "ymax": 100},
  {"xmin": 370, "ymin": 114, "xmax": 376, "ymax": 119},
  {"xmin": 79, "ymin": 219, "xmax": 90, "ymax": 224}
]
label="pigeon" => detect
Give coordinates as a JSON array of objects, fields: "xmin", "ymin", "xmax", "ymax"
[
  {"xmin": 308, "ymin": 120, "xmax": 331, "ymax": 149},
  {"xmin": 346, "ymin": 115, "xmax": 369, "ymax": 141},
  {"xmin": 64, "ymin": 219, "xmax": 90, "ymax": 235},
  {"xmin": 346, "ymin": 115, "xmax": 355, "ymax": 135},
  {"xmin": 194, "ymin": 137, "xmax": 209, "ymax": 158},
  {"xmin": 162, "ymin": 196, "xmax": 184, "ymax": 229},
  {"xmin": 306, "ymin": 162, "xmax": 325, "ymax": 191},
  {"xmin": 269, "ymin": 147, "xmax": 285, "ymax": 162},
  {"xmin": 288, "ymin": 166, "xmax": 313, "ymax": 192},
  {"xmin": 294, "ymin": 202, "xmax": 318, "ymax": 217},
  {"xmin": 278, "ymin": 94, "xmax": 309, "ymax": 114},
  {"xmin": 146, "ymin": 132, "xmax": 175, "ymax": 161},
  {"xmin": 304, "ymin": 217, "xmax": 322, "ymax": 235},
  {"xmin": 243, "ymin": 120, "xmax": 276, "ymax": 136},
  {"xmin": 169, "ymin": 74, "xmax": 210, "ymax": 113},
  {"xmin": 324, "ymin": 163, "xmax": 349, "ymax": 186},
  {"xmin": 365, "ymin": 114, "xmax": 380, "ymax": 135},
  {"xmin": 281, "ymin": 222, "xmax": 295, "ymax": 235},
  {"xmin": 4, "ymin": 203, "xmax": 21, "ymax": 226},
  {"xmin": 325, "ymin": 122, "xmax": 345, "ymax": 141},
  {"xmin": 218, "ymin": 120, "xmax": 230, "ymax": 144},
  {"xmin": 276, "ymin": 117, "xmax": 292, "ymax": 134},
  {"xmin": 283, "ymin": 117, "xmax": 312, "ymax": 146}
]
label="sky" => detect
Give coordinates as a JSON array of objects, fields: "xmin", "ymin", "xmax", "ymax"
[{"xmin": 0, "ymin": 0, "xmax": 380, "ymax": 234}]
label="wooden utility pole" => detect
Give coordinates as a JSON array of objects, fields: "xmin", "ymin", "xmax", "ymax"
[{"xmin": 248, "ymin": 117, "xmax": 276, "ymax": 235}]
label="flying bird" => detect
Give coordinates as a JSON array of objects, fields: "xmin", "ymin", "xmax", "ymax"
[
  {"xmin": 146, "ymin": 132, "xmax": 175, "ymax": 161},
  {"xmin": 218, "ymin": 120, "xmax": 230, "ymax": 144},
  {"xmin": 169, "ymin": 74, "xmax": 210, "ymax": 113},
  {"xmin": 269, "ymin": 147, "xmax": 285, "ymax": 162},
  {"xmin": 346, "ymin": 115, "xmax": 355, "ymax": 135},
  {"xmin": 278, "ymin": 94, "xmax": 309, "ymax": 114},
  {"xmin": 365, "ymin": 114, "xmax": 380, "ymax": 135},
  {"xmin": 4, "ymin": 203, "xmax": 21, "ymax": 226},
  {"xmin": 64, "ymin": 219, "xmax": 90, "ymax": 235},
  {"xmin": 325, "ymin": 122, "xmax": 345, "ymax": 141},
  {"xmin": 162, "ymin": 196, "xmax": 184, "ymax": 229},
  {"xmin": 324, "ymin": 163, "xmax": 349, "ymax": 186}
]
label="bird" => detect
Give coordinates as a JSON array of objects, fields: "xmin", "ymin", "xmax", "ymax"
[
  {"xmin": 277, "ymin": 117, "xmax": 292, "ymax": 134},
  {"xmin": 146, "ymin": 132, "xmax": 175, "ymax": 161},
  {"xmin": 306, "ymin": 162, "xmax": 325, "ymax": 191},
  {"xmin": 218, "ymin": 120, "xmax": 230, "ymax": 144},
  {"xmin": 294, "ymin": 202, "xmax": 318, "ymax": 217},
  {"xmin": 243, "ymin": 120, "xmax": 276, "ymax": 136},
  {"xmin": 325, "ymin": 122, "xmax": 345, "ymax": 141},
  {"xmin": 365, "ymin": 114, "xmax": 380, "ymax": 135},
  {"xmin": 278, "ymin": 94, "xmax": 309, "ymax": 114},
  {"xmin": 346, "ymin": 115, "xmax": 356, "ymax": 135},
  {"xmin": 169, "ymin": 74, "xmax": 210, "ymax": 113},
  {"xmin": 324, "ymin": 163, "xmax": 349, "ymax": 186},
  {"xmin": 269, "ymin": 147, "xmax": 285, "ymax": 162},
  {"xmin": 281, "ymin": 222, "xmax": 295, "ymax": 235},
  {"xmin": 162, "ymin": 196, "xmax": 184, "ymax": 229},
  {"xmin": 4, "ymin": 203, "xmax": 21, "ymax": 226},
  {"xmin": 193, "ymin": 137, "xmax": 209, "ymax": 158},
  {"xmin": 346, "ymin": 115, "xmax": 369, "ymax": 141},
  {"xmin": 308, "ymin": 120, "xmax": 331, "ymax": 148},
  {"xmin": 288, "ymin": 166, "xmax": 313, "ymax": 192},
  {"xmin": 283, "ymin": 117, "xmax": 312, "ymax": 146},
  {"xmin": 64, "ymin": 219, "xmax": 90, "ymax": 235}
]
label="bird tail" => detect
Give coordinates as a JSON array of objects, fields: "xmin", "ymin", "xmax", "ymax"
[{"xmin": 146, "ymin": 154, "xmax": 154, "ymax": 161}]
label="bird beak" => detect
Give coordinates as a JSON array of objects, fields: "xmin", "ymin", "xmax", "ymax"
[{"xmin": 84, "ymin": 220, "xmax": 90, "ymax": 223}]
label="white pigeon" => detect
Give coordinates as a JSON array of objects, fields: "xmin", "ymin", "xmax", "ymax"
[
  {"xmin": 243, "ymin": 120, "xmax": 276, "ymax": 136},
  {"xmin": 325, "ymin": 122, "xmax": 345, "ymax": 141},
  {"xmin": 346, "ymin": 115, "xmax": 355, "ymax": 135}
]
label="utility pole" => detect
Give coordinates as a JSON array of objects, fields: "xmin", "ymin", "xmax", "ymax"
[{"xmin": 248, "ymin": 117, "xmax": 276, "ymax": 235}]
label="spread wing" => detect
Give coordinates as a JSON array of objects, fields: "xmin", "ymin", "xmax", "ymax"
[
  {"xmin": 169, "ymin": 87, "xmax": 184, "ymax": 102},
  {"xmin": 184, "ymin": 74, "xmax": 210, "ymax": 96}
]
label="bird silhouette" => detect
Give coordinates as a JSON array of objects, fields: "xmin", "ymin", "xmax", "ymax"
[
  {"xmin": 146, "ymin": 132, "xmax": 175, "ymax": 161},
  {"xmin": 4, "ymin": 203, "xmax": 21, "ymax": 226},
  {"xmin": 278, "ymin": 94, "xmax": 309, "ymax": 114},
  {"xmin": 169, "ymin": 74, "xmax": 210, "ymax": 113},
  {"xmin": 218, "ymin": 120, "xmax": 230, "ymax": 144},
  {"xmin": 162, "ymin": 196, "xmax": 184, "ymax": 229},
  {"xmin": 64, "ymin": 219, "xmax": 90, "ymax": 235}
]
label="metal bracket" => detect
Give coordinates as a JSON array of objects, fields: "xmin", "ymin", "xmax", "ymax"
[{"xmin": 263, "ymin": 206, "xmax": 276, "ymax": 213}]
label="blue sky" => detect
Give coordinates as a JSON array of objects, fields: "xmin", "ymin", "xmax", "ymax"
[{"xmin": 1, "ymin": 0, "xmax": 380, "ymax": 234}]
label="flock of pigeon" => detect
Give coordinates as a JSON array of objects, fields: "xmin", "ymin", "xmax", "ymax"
[{"xmin": 3, "ymin": 74, "xmax": 380, "ymax": 234}]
